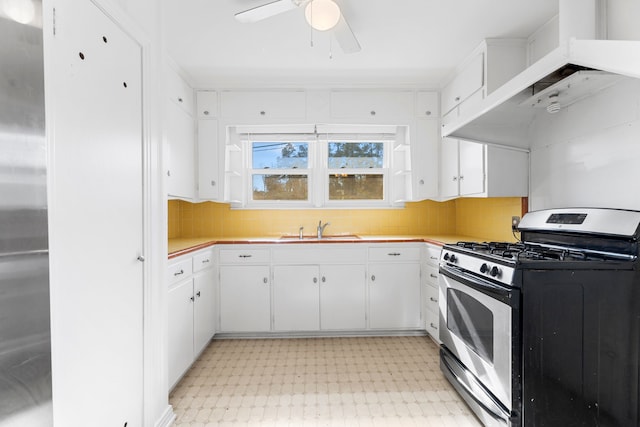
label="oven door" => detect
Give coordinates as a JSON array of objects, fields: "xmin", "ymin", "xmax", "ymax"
[{"xmin": 439, "ymin": 263, "xmax": 518, "ymax": 413}]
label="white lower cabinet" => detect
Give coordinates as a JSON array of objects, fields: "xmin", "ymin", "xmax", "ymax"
[
  {"xmin": 167, "ymin": 248, "xmax": 216, "ymax": 388},
  {"xmin": 272, "ymin": 263, "xmax": 367, "ymax": 332},
  {"xmin": 369, "ymin": 262, "xmax": 422, "ymax": 329},
  {"xmin": 219, "ymin": 264, "xmax": 271, "ymax": 332}
]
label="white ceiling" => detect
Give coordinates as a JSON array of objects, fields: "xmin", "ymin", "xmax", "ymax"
[{"xmin": 162, "ymin": 0, "xmax": 558, "ymax": 89}]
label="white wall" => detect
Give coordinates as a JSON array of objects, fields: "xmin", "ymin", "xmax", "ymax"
[{"xmin": 529, "ymin": 77, "xmax": 640, "ymax": 210}]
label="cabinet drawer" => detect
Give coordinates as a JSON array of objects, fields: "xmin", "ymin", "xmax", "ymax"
[
  {"xmin": 196, "ymin": 91, "xmax": 218, "ymax": 118},
  {"xmin": 368, "ymin": 246, "xmax": 421, "ymax": 262},
  {"xmin": 425, "ymin": 309, "xmax": 439, "ymax": 339},
  {"xmin": 168, "ymin": 258, "xmax": 192, "ymax": 286},
  {"xmin": 424, "ymin": 283, "xmax": 439, "ymax": 310},
  {"xmin": 272, "ymin": 245, "xmax": 366, "ymax": 264},
  {"xmin": 424, "ymin": 245, "xmax": 441, "ymax": 265},
  {"xmin": 192, "ymin": 249, "xmax": 214, "ymax": 272},
  {"xmin": 219, "ymin": 248, "xmax": 270, "ymax": 264},
  {"xmin": 330, "ymin": 91, "xmax": 414, "ymax": 120},
  {"xmin": 415, "ymin": 91, "xmax": 439, "ymax": 118},
  {"xmin": 424, "ymin": 264, "xmax": 439, "ymax": 286},
  {"xmin": 220, "ymin": 91, "xmax": 306, "ymax": 119}
]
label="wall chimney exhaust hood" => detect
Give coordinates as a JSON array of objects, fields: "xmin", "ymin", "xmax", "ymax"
[{"xmin": 442, "ymin": 39, "xmax": 640, "ymax": 149}]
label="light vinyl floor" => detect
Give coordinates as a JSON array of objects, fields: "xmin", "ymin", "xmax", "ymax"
[{"xmin": 169, "ymin": 336, "xmax": 482, "ymax": 427}]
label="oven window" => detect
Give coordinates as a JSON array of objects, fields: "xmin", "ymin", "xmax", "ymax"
[{"xmin": 447, "ymin": 289, "xmax": 494, "ymax": 363}]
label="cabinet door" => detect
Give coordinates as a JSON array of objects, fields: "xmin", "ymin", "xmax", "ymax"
[
  {"xmin": 440, "ymin": 138, "xmax": 460, "ymax": 198},
  {"xmin": 330, "ymin": 91, "xmax": 414, "ymax": 121},
  {"xmin": 369, "ymin": 263, "xmax": 422, "ymax": 329},
  {"xmin": 197, "ymin": 119, "xmax": 219, "ymax": 200},
  {"xmin": 219, "ymin": 265, "xmax": 271, "ymax": 332},
  {"xmin": 220, "ymin": 91, "xmax": 306, "ymax": 120},
  {"xmin": 273, "ymin": 265, "xmax": 320, "ymax": 331},
  {"xmin": 459, "ymin": 140, "xmax": 485, "ymax": 195},
  {"xmin": 320, "ymin": 264, "xmax": 366, "ymax": 330},
  {"xmin": 441, "ymin": 52, "xmax": 484, "ymax": 114},
  {"xmin": 166, "ymin": 100, "xmax": 195, "ymax": 199},
  {"xmin": 411, "ymin": 119, "xmax": 439, "ymax": 201},
  {"xmin": 168, "ymin": 279, "xmax": 194, "ymax": 387},
  {"xmin": 193, "ymin": 268, "xmax": 216, "ymax": 355}
]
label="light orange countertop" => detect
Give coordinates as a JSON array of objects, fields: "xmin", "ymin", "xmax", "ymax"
[{"xmin": 168, "ymin": 234, "xmax": 491, "ymax": 259}]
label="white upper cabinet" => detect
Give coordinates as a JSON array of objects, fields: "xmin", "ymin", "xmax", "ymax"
[
  {"xmin": 440, "ymin": 138, "xmax": 528, "ymax": 199},
  {"xmin": 165, "ymin": 65, "xmax": 195, "ymax": 200},
  {"xmin": 196, "ymin": 90, "xmax": 218, "ymax": 119},
  {"xmin": 411, "ymin": 91, "xmax": 440, "ymax": 201},
  {"xmin": 415, "ymin": 91, "xmax": 440, "ymax": 118},
  {"xmin": 220, "ymin": 91, "xmax": 306, "ymax": 121},
  {"xmin": 330, "ymin": 91, "xmax": 415, "ymax": 121},
  {"xmin": 441, "ymin": 39, "xmax": 527, "ymax": 127}
]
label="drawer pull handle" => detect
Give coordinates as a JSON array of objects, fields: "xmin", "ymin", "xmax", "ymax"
[
  {"xmin": 430, "ymin": 274, "xmax": 438, "ymax": 279},
  {"xmin": 430, "ymin": 322, "xmax": 438, "ymax": 329},
  {"xmin": 430, "ymin": 256, "xmax": 438, "ymax": 260},
  {"xmin": 202, "ymin": 259, "xmax": 210, "ymax": 264},
  {"xmin": 239, "ymin": 254, "xmax": 252, "ymax": 258},
  {"xmin": 174, "ymin": 269, "xmax": 184, "ymax": 276},
  {"xmin": 430, "ymin": 297, "xmax": 438, "ymax": 302},
  {"xmin": 388, "ymin": 252, "xmax": 401, "ymax": 256}
]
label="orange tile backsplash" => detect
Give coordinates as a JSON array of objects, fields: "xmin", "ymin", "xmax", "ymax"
[{"xmin": 169, "ymin": 197, "xmax": 525, "ymax": 242}]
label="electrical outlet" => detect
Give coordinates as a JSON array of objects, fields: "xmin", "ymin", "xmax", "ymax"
[{"xmin": 512, "ymin": 216, "xmax": 521, "ymax": 231}]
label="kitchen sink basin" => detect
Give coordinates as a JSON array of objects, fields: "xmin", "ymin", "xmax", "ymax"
[{"xmin": 279, "ymin": 234, "xmax": 361, "ymax": 241}]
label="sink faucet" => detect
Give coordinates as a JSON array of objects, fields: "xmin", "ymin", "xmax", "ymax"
[
  {"xmin": 299, "ymin": 226, "xmax": 304, "ymax": 240},
  {"xmin": 317, "ymin": 220, "xmax": 330, "ymax": 239}
]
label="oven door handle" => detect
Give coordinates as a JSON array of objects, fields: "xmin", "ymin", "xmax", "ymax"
[{"xmin": 440, "ymin": 264, "xmax": 518, "ymax": 307}]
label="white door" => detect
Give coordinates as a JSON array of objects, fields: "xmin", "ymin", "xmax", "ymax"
[
  {"xmin": 273, "ymin": 265, "xmax": 320, "ymax": 331},
  {"xmin": 459, "ymin": 140, "xmax": 485, "ymax": 195},
  {"xmin": 369, "ymin": 263, "xmax": 422, "ymax": 329},
  {"xmin": 48, "ymin": 0, "xmax": 144, "ymax": 424},
  {"xmin": 440, "ymin": 138, "xmax": 460, "ymax": 198},
  {"xmin": 197, "ymin": 119, "xmax": 220, "ymax": 200},
  {"xmin": 320, "ymin": 264, "xmax": 366, "ymax": 330},
  {"xmin": 219, "ymin": 265, "xmax": 271, "ymax": 332}
]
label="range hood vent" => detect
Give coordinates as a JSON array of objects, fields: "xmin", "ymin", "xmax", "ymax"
[{"xmin": 519, "ymin": 64, "xmax": 622, "ymax": 112}]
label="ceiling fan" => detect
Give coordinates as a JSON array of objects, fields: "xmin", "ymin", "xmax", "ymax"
[{"xmin": 235, "ymin": 0, "xmax": 361, "ymax": 54}]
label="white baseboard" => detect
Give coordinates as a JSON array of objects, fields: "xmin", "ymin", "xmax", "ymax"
[{"xmin": 154, "ymin": 405, "xmax": 176, "ymax": 427}]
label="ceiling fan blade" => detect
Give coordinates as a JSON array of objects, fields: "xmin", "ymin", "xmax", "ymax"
[
  {"xmin": 333, "ymin": 14, "xmax": 361, "ymax": 54},
  {"xmin": 235, "ymin": 0, "xmax": 298, "ymax": 23}
]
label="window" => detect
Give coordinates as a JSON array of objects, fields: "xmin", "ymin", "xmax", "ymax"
[
  {"xmin": 251, "ymin": 142, "xmax": 309, "ymax": 201},
  {"xmin": 227, "ymin": 124, "xmax": 407, "ymax": 208}
]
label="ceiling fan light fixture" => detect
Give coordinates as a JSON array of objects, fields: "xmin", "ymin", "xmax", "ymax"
[{"xmin": 304, "ymin": 0, "xmax": 341, "ymax": 31}]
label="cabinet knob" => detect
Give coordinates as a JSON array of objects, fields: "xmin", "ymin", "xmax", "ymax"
[
  {"xmin": 190, "ymin": 296, "xmax": 194, "ymax": 302},
  {"xmin": 263, "ymin": 277, "xmax": 268, "ymax": 284},
  {"xmin": 260, "ymin": 110, "xmax": 266, "ymax": 116},
  {"xmin": 454, "ymin": 96, "xmax": 460, "ymax": 102},
  {"xmin": 459, "ymin": 175, "xmax": 464, "ymax": 180},
  {"xmin": 203, "ymin": 110, "xmax": 209, "ymax": 116},
  {"xmin": 167, "ymin": 170, "xmax": 171, "ymax": 177},
  {"xmin": 425, "ymin": 111, "xmax": 431, "ymax": 116},
  {"xmin": 452, "ymin": 176, "xmax": 457, "ymax": 181},
  {"xmin": 321, "ymin": 276, "xmax": 326, "ymax": 283},
  {"xmin": 419, "ymin": 179, "xmax": 424, "ymax": 185},
  {"xmin": 313, "ymin": 277, "xmax": 318, "ymax": 284},
  {"xmin": 211, "ymin": 180, "xmax": 216, "ymax": 187},
  {"xmin": 371, "ymin": 275, "xmax": 376, "ymax": 281},
  {"xmin": 196, "ymin": 291, "xmax": 201, "ymax": 298},
  {"xmin": 178, "ymin": 97, "xmax": 183, "ymax": 103},
  {"xmin": 137, "ymin": 255, "xmax": 145, "ymax": 262}
]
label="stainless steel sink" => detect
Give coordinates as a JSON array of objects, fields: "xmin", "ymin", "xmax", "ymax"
[{"xmin": 279, "ymin": 234, "xmax": 361, "ymax": 241}]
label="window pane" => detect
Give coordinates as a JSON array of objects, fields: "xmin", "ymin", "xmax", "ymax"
[
  {"xmin": 328, "ymin": 142, "xmax": 384, "ymax": 169},
  {"xmin": 252, "ymin": 142, "xmax": 308, "ymax": 169},
  {"xmin": 328, "ymin": 174, "xmax": 383, "ymax": 200},
  {"xmin": 252, "ymin": 174, "xmax": 308, "ymax": 200}
]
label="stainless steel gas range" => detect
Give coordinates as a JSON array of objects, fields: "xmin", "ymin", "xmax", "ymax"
[{"xmin": 438, "ymin": 207, "xmax": 640, "ymax": 427}]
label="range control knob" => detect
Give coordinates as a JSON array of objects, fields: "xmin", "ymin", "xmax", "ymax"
[
  {"xmin": 480, "ymin": 263, "xmax": 489, "ymax": 274},
  {"xmin": 490, "ymin": 266, "xmax": 501, "ymax": 278},
  {"xmin": 449, "ymin": 254, "xmax": 457, "ymax": 263},
  {"xmin": 443, "ymin": 253, "xmax": 450, "ymax": 261}
]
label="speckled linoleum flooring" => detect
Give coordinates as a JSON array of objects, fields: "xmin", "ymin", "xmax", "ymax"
[{"xmin": 169, "ymin": 336, "xmax": 482, "ymax": 427}]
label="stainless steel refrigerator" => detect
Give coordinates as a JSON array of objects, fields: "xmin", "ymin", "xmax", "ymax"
[{"xmin": 0, "ymin": 0, "xmax": 52, "ymax": 424}]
